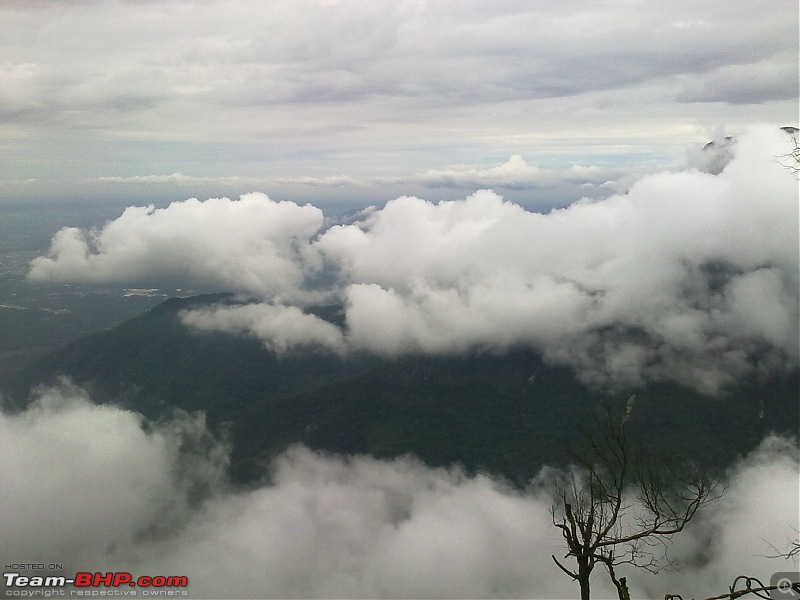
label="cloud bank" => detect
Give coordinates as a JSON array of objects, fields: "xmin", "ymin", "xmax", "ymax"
[
  {"xmin": 2, "ymin": 383, "xmax": 798, "ymax": 599},
  {"xmin": 29, "ymin": 193, "xmax": 325, "ymax": 301},
  {"xmin": 29, "ymin": 125, "xmax": 799, "ymax": 392}
]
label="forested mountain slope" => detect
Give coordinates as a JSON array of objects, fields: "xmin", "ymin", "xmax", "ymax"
[{"xmin": 5, "ymin": 294, "xmax": 797, "ymax": 485}]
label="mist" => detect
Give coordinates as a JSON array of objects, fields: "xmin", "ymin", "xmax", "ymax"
[
  {"xmin": 28, "ymin": 124, "xmax": 799, "ymax": 393},
  {"xmin": 1, "ymin": 382, "xmax": 797, "ymax": 599}
]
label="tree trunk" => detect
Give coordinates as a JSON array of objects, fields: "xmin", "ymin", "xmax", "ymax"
[
  {"xmin": 618, "ymin": 577, "xmax": 631, "ymax": 600},
  {"xmin": 578, "ymin": 558, "xmax": 592, "ymax": 600},
  {"xmin": 579, "ymin": 576, "xmax": 591, "ymax": 600}
]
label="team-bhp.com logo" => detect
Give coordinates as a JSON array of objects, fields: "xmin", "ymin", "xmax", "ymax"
[{"xmin": 4, "ymin": 572, "xmax": 188, "ymax": 595}]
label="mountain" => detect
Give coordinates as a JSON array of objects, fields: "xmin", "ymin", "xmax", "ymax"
[{"xmin": 4, "ymin": 294, "xmax": 798, "ymax": 486}]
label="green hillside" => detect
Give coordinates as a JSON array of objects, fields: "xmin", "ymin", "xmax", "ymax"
[{"xmin": 4, "ymin": 294, "xmax": 798, "ymax": 486}]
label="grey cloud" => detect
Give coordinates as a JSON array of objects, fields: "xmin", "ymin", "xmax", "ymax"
[
  {"xmin": 677, "ymin": 56, "xmax": 800, "ymax": 105},
  {"xmin": 687, "ymin": 131, "xmax": 736, "ymax": 174},
  {"xmin": 2, "ymin": 384, "xmax": 797, "ymax": 598},
  {"xmin": 2, "ymin": 0, "xmax": 796, "ymax": 197},
  {"xmin": 2, "ymin": 0, "xmax": 795, "ymax": 128}
]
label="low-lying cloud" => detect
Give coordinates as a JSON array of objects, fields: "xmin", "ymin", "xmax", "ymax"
[
  {"xmin": 29, "ymin": 125, "xmax": 799, "ymax": 392},
  {"xmin": 2, "ymin": 383, "xmax": 798, "ymax": 599},
  {"xmin": 29, "ymin": 194, "xmax": 325, "ymax": 301},
  {"xmin": 377, "ymin": 155, "xmax": 627, "ymax": 190},
  {"xmin": 180, "ymin": 303, "xmax": 345, "ymax": 354}
]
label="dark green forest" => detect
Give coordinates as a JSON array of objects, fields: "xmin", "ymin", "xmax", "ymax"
[{"xmin": 4, "ymin": 294, "xmax": 798, "ymax": 486}]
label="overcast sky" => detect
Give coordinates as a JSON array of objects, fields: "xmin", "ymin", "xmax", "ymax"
[{"xmin": 1, "ymin": 0, "xmax": 797, "ymax": 209}]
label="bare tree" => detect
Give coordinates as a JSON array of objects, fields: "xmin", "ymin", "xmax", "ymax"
[{"xmin": 550, "ymin": 399, "xmax": 722, "ymax": 600}]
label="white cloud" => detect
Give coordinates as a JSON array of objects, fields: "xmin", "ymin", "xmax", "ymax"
[
  {"xmin": 28, "ymin": 192, "xmax": 325, "ymax": 301},
  {"xmin": 325, "ymin": 126, "xmax": 798, "ymax": 391},
  {"xmin": 91, "ymin": 173, "xmax": 259, "ymax": 186},
  {"xmin": 179, "ymin": 303, "xmax": 345, "ymax": 354},
  {"xmin": 0, "ymin": 381, "xmax": 227, "ymax": 567},
  {"xmin": 341, "ymin": 277, "xmax": 591, "ymax": 356},
  {"xmin": 269, "ymin": 175, "xmax": 369, "ymax": 188},
  {"xmin": 2, "ymin": 383, "xmax": 797, "ymax": 599},
  {"xmin": 89, "ymin": 173, "xmax": 367, "ymax": 188},
  {"xmin": 28, "ymin": 125, "xmax": 800, "ymax": 392},
  {"xmin": 379, "ymin": 155, "xmax": 622, "ymax": 190}
]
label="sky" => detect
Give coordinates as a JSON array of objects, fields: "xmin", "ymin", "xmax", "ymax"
[{"xmin": 1, "ymin": 0, "xmax": 798, "ymax": 209}]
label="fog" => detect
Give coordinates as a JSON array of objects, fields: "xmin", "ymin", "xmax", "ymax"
[
  {"xmin": 29, "ymin": 125, "xmax": 799, "ymax": 393},
  {"xmin": 1, "ymin": 382, "xmax": 797, "ymax": 599}
]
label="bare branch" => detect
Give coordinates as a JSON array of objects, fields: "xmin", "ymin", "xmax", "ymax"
[
  {"xmin": 760, "ymin": 527, "xmax": 800, "ymax": 561},
  {"xmin": 776, "ymin": 126, "xmax": 800, "ymax": 176},
  {"xmin": 550, "ymin": 400, "xmax": 723, "ymax": 599},
  {"xmin": 551, "ymin": 554, "xmax": 578, "ymax": 579},
  {"xmin": 668, "ymin": 574, "xmax": 800, "ymax": 600}
]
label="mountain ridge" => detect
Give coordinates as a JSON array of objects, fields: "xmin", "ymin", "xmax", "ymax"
[{"xmin": 4, "ymin": 294, "xmax": 797, "ymax": 486}]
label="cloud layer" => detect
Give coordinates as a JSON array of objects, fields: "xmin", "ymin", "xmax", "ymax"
[
  {"xmin": 377, "ymin": 155, "xmax": 628, "ymax": 191},
  {"xmin": 1, "ymin": 0, "xmax": 796, "ymax": 204},
  {"xmin": 29, "ymin": 125, "xmax": 799, "ymax": 393},
  {"xmin": 2, "ymin": 383, "xmax": 798, "ymax": 599}
]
